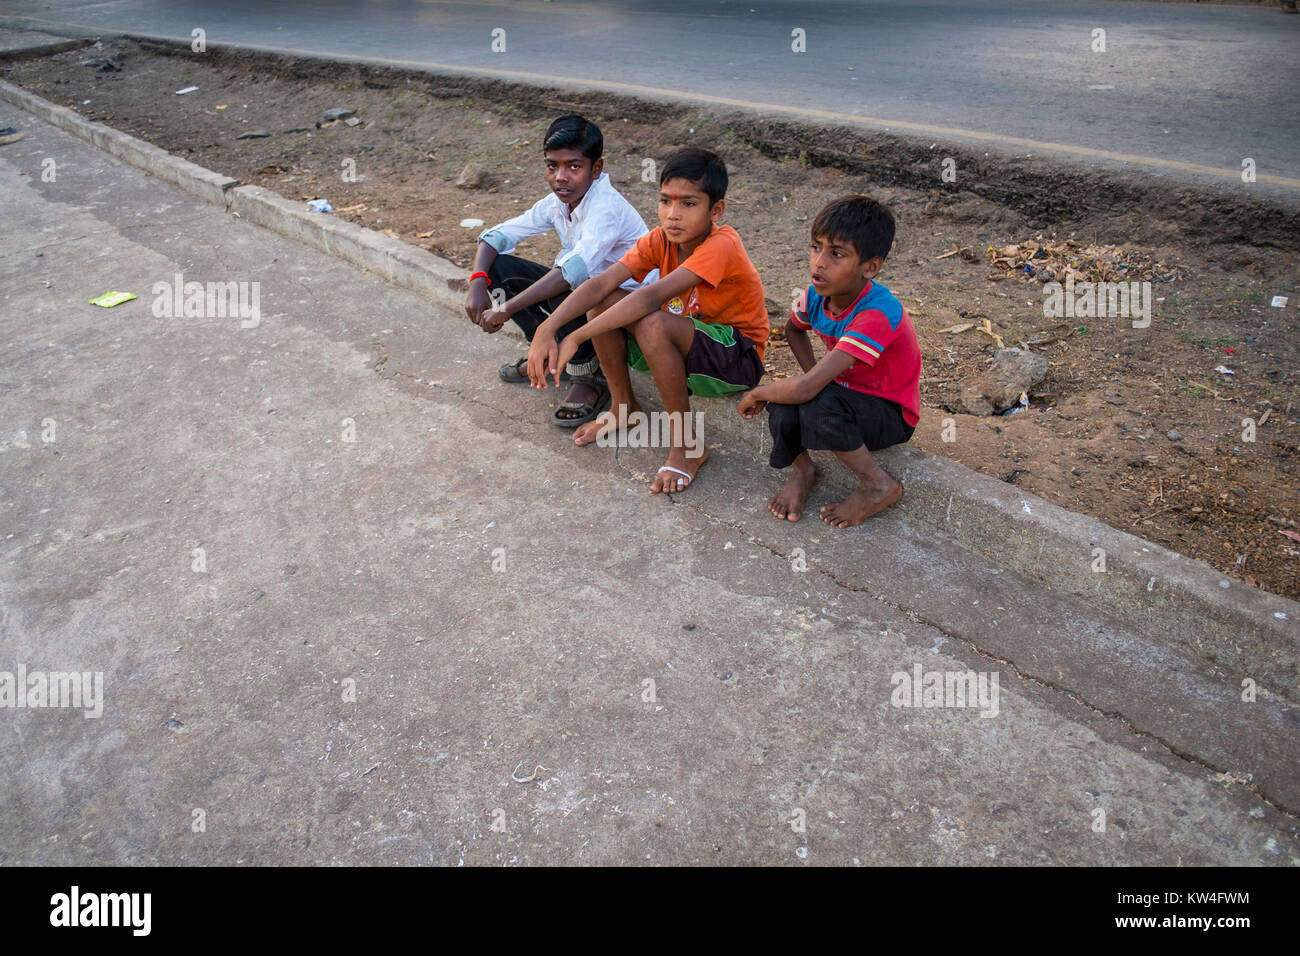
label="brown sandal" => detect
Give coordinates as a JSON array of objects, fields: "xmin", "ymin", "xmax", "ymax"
[
  {"xmin": 552, "ymin": 376, "xmax": 610, "ymax": 428},
  {"xmin": 499, "ymin": 357, "xmax": 570, "ymax": 384}
]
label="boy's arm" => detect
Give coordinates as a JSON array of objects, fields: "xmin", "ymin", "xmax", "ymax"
[
  {"xmin": 546, "ymin": 267, "xmax": 702, "ymax": 383},
  {"xmin": 525, "ymin": 263, "xmax": 635, "ymax": 386},
  {"xmin": 737, "ymin": 348, "xmax": 856, "ymax": 418},
  {"xmin": 479, "ymin": 267, "xmax": 571, "ymax": 333},
  {"xmin": 785, "ymin": 321, "xmax": 817, "ymax": 373},
  {"xmin": 465, "ymin": 199, "xmax": 554, "ymax": 324},
  {"xmin": 477, "ymin": 199, "xmax": 553, "ymax": 256},
  {"xmin": 465, "ymin": 241, "xmax": 498, "ymax": 325},
  {"xmin": 483, "ymin": 207, "xmax": 641, "ymax": 332},
  {"xmin": 570, "ymin": 267, "xmax": 699, "ymax": 342}
]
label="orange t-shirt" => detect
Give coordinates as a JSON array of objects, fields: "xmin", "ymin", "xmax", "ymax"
[{"xmin": 618, "ymin": 224, "xmax": 769, "ymax": 361}]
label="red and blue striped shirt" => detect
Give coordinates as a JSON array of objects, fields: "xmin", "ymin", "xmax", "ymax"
[{"xmin": 790, "ymin": 280, "xmax": 921, "ymax": 427}]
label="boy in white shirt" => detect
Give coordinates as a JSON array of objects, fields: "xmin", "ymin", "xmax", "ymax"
[{"xmin": 464, "ymin": 115, "xmax": 647, "ymax": 427}]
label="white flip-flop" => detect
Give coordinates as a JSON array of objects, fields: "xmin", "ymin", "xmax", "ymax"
[{"xmin": 657, "ymin": 465, "xmax": 693, "ymax": 488}]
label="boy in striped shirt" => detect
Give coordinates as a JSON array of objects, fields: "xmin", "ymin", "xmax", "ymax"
[{"xmin": 738, "ymin": 195, "xmax": 921, "ymax": 526}]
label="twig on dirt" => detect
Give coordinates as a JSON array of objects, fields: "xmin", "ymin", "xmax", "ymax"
[
  {"xmin": 361, "ymin": 763, "xmax": 379, "ymax": 777},
  {"xmin": 935, "ymin": 248, "xmax": 965, "ymax": 260},
  {"xmin": 978, "ymin": 318, "xmax": 1005, "ymax": 348},
  {"xmin": 1188, "ymin": 384, "xmax": 1233, "ymax": 402},
  {"xmin": 1133, "ymin": 504, "xmax": 1178, "ymax": 525}
]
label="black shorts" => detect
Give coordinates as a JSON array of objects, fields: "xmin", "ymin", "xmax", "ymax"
[
  {"xmin": 767, "ymin": 382, "xmax": 914, "ymax": 469},
  {"xmin": 487, "ymin": 254, "xmax": 596, "ymax": 368}
]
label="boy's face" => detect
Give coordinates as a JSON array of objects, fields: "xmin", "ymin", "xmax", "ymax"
[
  {"xmin": 658, "ymin": 177, "xmax": 723, "ymax": 247},
  {"xmin": 809, "ymin": 233, "xmax": 883, "ymax": 299},
  {"xmin": 545, "ymin": 148, "xmax": 601, "ymax": 207}
]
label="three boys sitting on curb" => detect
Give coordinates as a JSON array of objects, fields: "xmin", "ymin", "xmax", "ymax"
[{"xmin": 466, "ymin": 118, "xmax": 920, "ymax": 524}]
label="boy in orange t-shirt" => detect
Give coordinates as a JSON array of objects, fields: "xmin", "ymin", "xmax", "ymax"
[{"xmin": 526, "ymin": 148, "xmax": 767, "ymax": 493}]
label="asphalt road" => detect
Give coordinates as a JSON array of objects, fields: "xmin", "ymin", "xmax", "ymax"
[{"xmin": 3, "ymin": 0, "xmax": 1299, "ymax": 189}]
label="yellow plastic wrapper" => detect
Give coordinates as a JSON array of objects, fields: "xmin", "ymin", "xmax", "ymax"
[{"xmin": 88, "ymin": 291, "xmax": 137, "ymax": 308}]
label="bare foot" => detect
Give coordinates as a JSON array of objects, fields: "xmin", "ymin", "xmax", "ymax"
[
  {"xmin": 573, "ymin": 399, "xmax": 641, "ymax": 447},
  {"xmin": 769, "ymin": 458, "xmax": 818, "ymax": 521},
  {"xmin": 819, "ymin": 477, "xmax": 902, "ymax": 527},
  {"xmin": 650, "ymin": 447, "xmax": 710, "ymax": 494}
]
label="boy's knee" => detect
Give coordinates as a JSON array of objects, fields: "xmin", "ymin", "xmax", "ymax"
[
  {"xmin": 632, "ymin": 310, "xmax": 677, "ymax": 343},
  {"xmin": 767, "ymin": 401, "xmax": 798, "ymax": 430}
]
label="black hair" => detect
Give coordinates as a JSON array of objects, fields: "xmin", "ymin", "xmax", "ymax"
[
  {"xmin": 659, "ymin": 147, "xmax": 728, "ymax": 205},
  {"xmin": 543, "ymin": 115, "xmax": 603, "ymax": 163},
  {"xmin": 811, "ymin": 195, "xmax": 896, "ymax": 262}
]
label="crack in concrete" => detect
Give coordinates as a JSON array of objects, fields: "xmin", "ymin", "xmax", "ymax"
[
  {"xmin": 682, "ymin": 494, "xmax": 1300, "ymax": 822},
  {"xmin": 372, "ymin": 352, "xmax": 1299, "ymax": 821},
  {"xmin": 391, "ymin": 369, "xmax": 556, "ymax": 435}
]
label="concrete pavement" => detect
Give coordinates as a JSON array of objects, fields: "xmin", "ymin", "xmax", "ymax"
[{"xmin": 0, "ymin": 101, "xmax": 1296, "ymax": 864}]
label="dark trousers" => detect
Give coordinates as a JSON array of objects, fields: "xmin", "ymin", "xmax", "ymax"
[
  {"xmin": 487, "ymin": 254, "xmax": 596, "ymax": 370},
  {"xmin": 768, "ymin": 382, "xmax": 914, "ymax": 469}
]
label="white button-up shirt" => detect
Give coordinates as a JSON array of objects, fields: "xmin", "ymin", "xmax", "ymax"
[{"xmin": 479, "ymin": 172, "xmax": 647, "ymax": 288}]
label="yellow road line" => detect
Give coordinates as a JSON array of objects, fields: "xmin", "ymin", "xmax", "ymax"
[{"xmin": 9, "ymin": 15, "xmax": 1299, "ymax": 189}]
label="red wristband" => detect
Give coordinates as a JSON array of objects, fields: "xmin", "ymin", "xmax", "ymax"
[{"xmin": 469, "ymin": 271, "xmax": 490, "ymax": 285}]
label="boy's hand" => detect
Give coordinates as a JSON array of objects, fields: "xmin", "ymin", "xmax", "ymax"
[
  {"xmin": 553, "ymin": 335, "xmax": 580, "ymax": 384},
  {"xmin": 737, "ymin": 390, "xmax": 767, "ymax": 419},
  {"xmin": 480, "ymin": 305, "xmax": 509, "ymax": 334},
  {"xmin": 464, "ymin": 282, "xmax": 492, "ymax": 326},
  {"xmin": 527, "ymin": 332, "xmax": 559, "ymax": 388}
]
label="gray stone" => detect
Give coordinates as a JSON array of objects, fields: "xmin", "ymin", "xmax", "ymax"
[
  {"xmin": 958, "ymin": 348, "xmax": 1049, "ymax": 416},
  {"xmin": 236, "ymin": 129, "xmax": 271, "ymax": 140},
  {"xmin": 320, "ymin": 107, "xmax": 356, "ymax": 122},
  {"xmin": 455, "ymin": 161, "xmax": 492, "ymax": 190}
]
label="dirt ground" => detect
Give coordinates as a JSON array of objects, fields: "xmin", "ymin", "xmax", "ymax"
[{"xmin": 6, "ymin": 39, "xmax": 1297, "ymax": 599}]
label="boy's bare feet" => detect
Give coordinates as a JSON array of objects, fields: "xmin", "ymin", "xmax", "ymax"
[
  {"xmin": 769, "ymin": 456, "xmax": 818, "ymax": 521},
  {"xmin": 819, "ymin": 476, "xmax": 902, "ymax": 527},
  {"xmin": 650, "ymin": 447, "xmax": 709, "ymax": 494},
  {"xmin": 573, "ymin": 399, "xmax": 641, "ymax": 447}
]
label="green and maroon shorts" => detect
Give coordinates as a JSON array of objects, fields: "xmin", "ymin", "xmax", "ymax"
[{"xmin": 626, "ymin": 317, "xmax": 763, "ymax": 398}]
